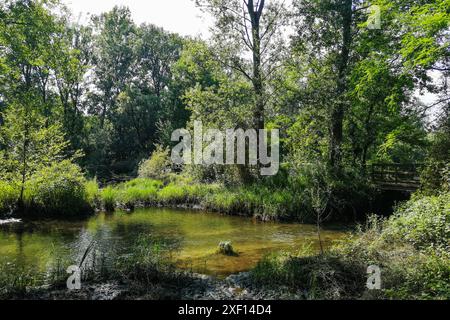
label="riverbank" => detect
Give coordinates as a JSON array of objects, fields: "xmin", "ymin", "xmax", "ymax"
[
  {"xmin": 15, "ymin": 272, "xmax": 305, "ymax": 300},
  {"xmin": 94, "ymin": 175, "xmax": 369, "ymax": 223},
  {"xmin": 96, "ymin": 177, "xmax": 309, "ymax": 222},
  {"xmin": 1, "ymin": 192, "xmax": 448, "ymax": 300},
  {"xmin": 1, "ymin": 175, "xmax": 312, "ymax": 222},
  {"xmin": 250, "ymin": 192, "xmax": 450, "ymax": 300}
]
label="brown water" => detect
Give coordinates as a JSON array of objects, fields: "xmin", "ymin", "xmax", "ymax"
[{"xmin": 0, "ymin": 208, "xmax": 348, "ymax": 277}]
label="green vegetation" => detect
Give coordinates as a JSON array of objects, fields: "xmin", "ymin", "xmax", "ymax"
[
  {"xmin": 0, "ymin": 160, "xmax": 95, "ymax": 217},
  {"xmin": 251, "ymin": 192, "xmax": 450, "ymax": 300},
  {"xmin": 0, "ymin": 234, "xmax": 187, "ymax": 299},
  {"xmin": 93, "ymin": 176, "xmax": 313, "ymax": 221},
  {"xmin": 0, "ymin": 0, "xmax": 448, "ymax": 300},
  {"xmin": 23, "ymin": 161, "xmax": 92, "ymax": 216}
]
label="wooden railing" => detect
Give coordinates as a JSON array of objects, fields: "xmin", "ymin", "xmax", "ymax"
[{"xmin": 371, "ymin": 163, "xmax": 422, "ymax": 191}]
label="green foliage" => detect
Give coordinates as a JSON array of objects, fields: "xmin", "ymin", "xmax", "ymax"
[
  {"xmin": 0, "ymin": 103, "xmax": 72, "ymax": 179},
  {"xmin": 383, "ymin": 192, "xmax": 450, "ymax": 251},
  {"xmin": 96, "ymin": 178, "xmax": 314, "ymax": 222},
  {"xmin": 101, "ymin": 186, "xmax": 119, "ymax": 212},
  {"xmin": 252, "ymin": 252, "xmax": 366, "ymax": 299},
  {"xmin": 84, "ymin": 178, "xmax": 100, "ymax": 206},
  {"xmin": 420, "ymin": 114, "xmax": 450, "ymax": 194},
  {"xmin": 119, "ymin": 179, "xmax": 162, "ymax": 206},
  {"xmin": 138, "ymin": 145, "xmax": 172, "ymax": 180},
  {"xmin": 23, "ymin": 160, "xmax": 91, "ymax": 216},
  {"xmin": 0, "ymin": 180, "xmax": 18, "ymax": 216}
]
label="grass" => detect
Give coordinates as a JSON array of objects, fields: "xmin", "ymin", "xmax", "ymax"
[
  {"xmin": 0, "ymin": 262, "xmax": 44, "ymax": 298},
  {"xmin": 95, "ymin": 176, "xmax": 312, "ymax": 222},
  {"xmin": 250, "ymin": 192, "xmax": 450, "ymax": 300},
  {"xmin": 0, "ymin": 180, "xmax": 18, "ymax": 216}
]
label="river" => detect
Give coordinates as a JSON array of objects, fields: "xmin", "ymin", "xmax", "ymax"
[{"xmin": 0, "ymin": 208, "xmax": 348, "ymax": 277}]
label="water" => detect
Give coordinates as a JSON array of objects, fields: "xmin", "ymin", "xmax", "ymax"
[{"xmin": 0, "ymin": 208, "xmax": 348, "ymax": 277}]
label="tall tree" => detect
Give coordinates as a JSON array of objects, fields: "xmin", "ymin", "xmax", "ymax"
[
  {"xmin": 90, "ymin": 6, "xmax": 136, "ymax": 129},
  {"xmin": 196, "ymin": 0, "xmax": 286, "ymax": 132}
]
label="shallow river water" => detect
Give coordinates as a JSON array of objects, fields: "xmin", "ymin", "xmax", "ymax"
[{"xmin": 0, "ymin": 208, "xmax": 348, "ymax": 277}]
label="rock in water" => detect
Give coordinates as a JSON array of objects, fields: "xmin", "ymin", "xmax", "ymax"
[{"xmin": 218, "ymin": 241, "xmax": 237, "ymax": 256}]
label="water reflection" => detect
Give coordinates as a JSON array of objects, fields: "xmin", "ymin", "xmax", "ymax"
[{"xmin": 0, "ymin": 208, "xmax": 348, "ymax": 277}]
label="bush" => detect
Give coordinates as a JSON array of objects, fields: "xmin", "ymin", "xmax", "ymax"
[
  {"xmin": 383, "ymin": 192, "xmax": 450, "ymax": 251},
  {"xmin": 24, "ymin": 160, "xmax": 92, "ymax": 216},
  {"xmin": 421, "ymin": 161, "xmax": 450, "ymax": 195},
  {"xmin": 138, "ymin": 145, "xmax": 171, "ymax": 180}
]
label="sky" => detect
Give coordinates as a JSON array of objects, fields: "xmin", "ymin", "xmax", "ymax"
[{"xmin": 62, "ymin": 0, "xmax": 212, "ymax": 38}]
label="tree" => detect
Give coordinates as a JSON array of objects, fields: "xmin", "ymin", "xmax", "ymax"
[
  {"xmin": 292, "ymin": 0, "xmax": 368, "ymax": 171},
  {"xmin": 0, "ymin": 99, "xmax": 74, "ymax": 207},
  {"xmin": 52, "ymin": 22, "xmax": 93, "ymax": 150},
  {"xmin": 195, "ymin": 0, "xmax": 286, "ymax": 138},
  {"xmin": 90, "ymin": 6, "xmax": 136, "ymax": 129}
]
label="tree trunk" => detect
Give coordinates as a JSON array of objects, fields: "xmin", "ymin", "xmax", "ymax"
[
  {"xmin": 247, "ymin": 0, "xmax": 265, "ymax": 132},
  {"xmin": 330, "ymin": 0, "xmax": 353, "ymax": 170}
]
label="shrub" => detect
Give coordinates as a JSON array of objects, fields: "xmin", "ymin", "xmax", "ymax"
[
  {"xmin": 138, "ymin": 145, "xmax": 171, "ymax": 180},
  {"xmin": 24, "ymin": 160, "xmax": 92, "ymax": 216},
  {"xmin": 383, "ymin": 192, "xmax": 450, "ymax": 251},
  {"xmin": 421, "ymin": 161, "xmax": 450, "ymax": 195}
]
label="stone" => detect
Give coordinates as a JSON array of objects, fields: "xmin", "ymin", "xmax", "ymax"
[{"xmin": 217, "ymin": 241, "xmax": 237, "ymax": 256}]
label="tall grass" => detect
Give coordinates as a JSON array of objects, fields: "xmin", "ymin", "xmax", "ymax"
[
  {"xmin": 0, "ymin": 181, "xmax": 18, "ymax": 216},
  {"xmin": 85, "ymin": 179, "xmax": 100, "ymax": 206},
  {"xmin": 96, "ymin": 177, "xmax": 311, "ymax": 221},
  {"xmin": 101, "ymin": 186, "xmax": 119, "ymax": 212}
]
